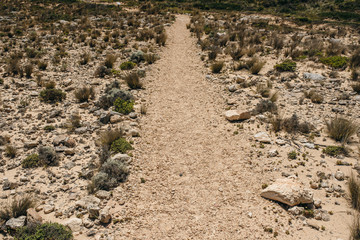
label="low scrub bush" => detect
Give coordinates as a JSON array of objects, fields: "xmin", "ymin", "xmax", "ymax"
[
  {"xmin": 79, "ymin": 52, "xmax": 91, "ymax": 65},
  {"xmin": 322, "ymin": 145, "xmax": 346, "ymax": 157},
  {"xmin": 351, "ymin": 49, "xmax": 360, "ymax": 68},
  {"xmin": 250, "ymin": 60, "xmax": 265, "ymax": 75},
  {"xmin": 97, "ymin": 129, "xmax": 124, "ymax": 149},
  {"xmin": 156, "ymin": 33, "xmax": 167, "ymax": 46},
  {"xmin": 114, "ymin": 98, "xmax": 134, "ymax": 114},
  {"xmin": 275, "ymin": 60, "xmax": 296, "ymax": 72},
  {"xmin": 22, "ymin": 153, "xmax": 40, "ymax": 168},
  {"xmin": 38, "ymin": 146, "xmax": 59, "ymax": 166},
  {"xmin": 92, "ymin": 159, "xmax": 129, "ymax": 190},
  {"xmin": 39, "ymin": 82, "xmax": 66, "ymax": 103},
  {"xmin": 144, "ymin": 53, "xmax": 158, "ymax": 64},
  {"xmin": 320, "ymin": 56, "xmax": 348, "ymax": 69},
  {"xmin": 255, "ymin": 100, "xmax": 277, "ymax": 114},
  {"xmin": 15, "ymin": 222, "xmax": 73, "ymax": 240},
  {"xmin": 352, "ymin": 82, "xmax": 360, "ymax": 93},
  {"xmin": 304, "ymin": 90, "xmax": 323, "ymax": 103},
  {"xmin": 326, "ymin": 117, "xmax": 358, "ymax": 143},
  {"xmin": 211, "ymin": 61, "xmax": 224, "ymax": 74},
  {"xmin": 120, "ymin": 61, "xmax": 136, "ymax": 70},
  {"xmin": 110, "ymin": 138, "xmax": 133, "ymax": 154},
  {"xmin": 94, "ymin": 65, "xmax": 111, "ymax": 78}
]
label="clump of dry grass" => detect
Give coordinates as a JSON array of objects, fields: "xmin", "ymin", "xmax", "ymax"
[
  {"xmin": 350, "ymin": 214, "xmax": 360, "ymax": 240},
  {"xmin": 304, "ymin": 90, "xmax": 323, "ymax": 103},
  {"xmin": 74, "ymin": 86, "xmax": 95, "ymax": 103},
  {"xmin": 96, "ymin": 129, "xmax": 124, "ymax": 149},
  {"xmin": 349, "ymin": 173, "xmax": 360, "ymax": 210},
  {"xmin": 0, "ymin": 195, "xmax": 35, "ymax": 223},
  {"xmin": 125, "ymin": 72, "xmax": 142, "ymax": 89},
  {"xmin": 104, "ymin": 54, "xmax": 117, "ymax": 69},
  {"xmin": 326, "ymin": 117, "xmax": 358, "ymax": 143}
]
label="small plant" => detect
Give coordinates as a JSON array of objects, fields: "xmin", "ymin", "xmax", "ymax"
[
  {"xmin": 211, "ymin": 61, "xmax": 224, "ymax": 74},
  {"xmin": 104, "ymin": 54, "xmax": 117, "ymax": 68},
  {"xmin": 5, "ymin": 145, "xmax": 16, "ymax": 158},
  {"xmin": 22, "ymin": 153, "xmax": 40, "ymax": 168},
  {"xmin": 288, "ymin": 150, "xmax": 297, "ymax": 159},
  {"xmin": 349, "ymin": 173, "xmax": 360, "ymax": 210},
  {"xmin": 0, "ymin": 195, "xmax": 35, "ymax": 223},
  {"xmin": 24, "ymin": 64, "xmax": 33, "ymax": 78},
  {"xmin": 144, "ymin": 53, "xmax": 158, "ymax": 64},
  {"xmin": 320, "ymin": 56, "xmax": 348, "ymax": 69},
  {"xmin": 38, "ymin": 146, "xmax": 59, "ymax": 166},
  {"xmin": 114, "ymin": 98, "xmax": 134, "ymax": 114},
  {"xmin": 15, "ymin": 222, "xmax": 73, "ymax": 240},
  {"xmin": 110, "ymin": 138, "xmax": 133, "ymax": 154},
  {"xmin": 120, "ymin": 61, "xmax": 136, "ymax": 70},
  {"xmin": 255, "ymin": 100, "xmax": 277, "ymax": 114},
  {"xmin": 38, "ymin": 61, "xmax": 48, "ymax": 71},
  {"xmin": 74, "ymin": 86, "xmax": 95, "ymax": 103},
  {"xmin": 302, "ymin": 209, "xmax": 314, "ymax": 218},
  {"xmin": 326, "ymin": 117, "xmax": 358, "ymax": 143},
  {"xmin": 304, "ymin": 90, "xmax": 323, "ymax": 103},
  {"xmin": 44, "ymin": 125, "xmax": 55, "ymax": 132},
  {"xmin": 97, "ymin": 129, "xmax": 124, "ymax": 149},
  {"xmin": 352, "ymin": 83, "xmax": 360, "ymax": 93},
  {"xmin": 39, "ymin": 81, "xmax": 66, "ymax": 103},
  {"xmin": 275, "ymin": 60, "xmax": 296, "ymax": 72},
  {"xmin": 92, "ymin": 159, "xmax": 129, "ymax": 190},
  {"xmin": 351, "ymin": 49, "xmax": 360, "ymax": 69},
  {"xmin": 250, "ymin": 60, "xmax": 265, "ymax": 74},
  {"xmin": 156, "ymin": 33, "xmax": 167, "ymax": 46},
  {"xmin": 124, "ymin": 72, "xmax": 142, "ymax": 89},
  {"xmin": 95, "ymin": 65, "xmax": 111, "ymax": 78},
  {"xmin": 322, "ymin": 145, "xmax": 346, "ymax": 157},
  {"xmin": 79, "ymin": 52, "xmax": 91, "ymax": 65}
]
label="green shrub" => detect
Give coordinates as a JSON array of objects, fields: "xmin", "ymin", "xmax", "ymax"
[
  {"xmin": 322, "ymin": 146, "xmax": 346, "ymax": 157},
  {"xmin": 320, "ymin": 56, "xmax": 348, "ymax": 69},
  {"xmin": 92, "ymin": 159, "xmax": 129, "ymax": 190},
  {"xmin": 43, "ymin": 125, "xmax": 55, "ymax": 132},
  {"xmin": 211, "ymin": 61, "xmax": 224, "ymax": 73},
  {"xmin": 22, "ymin": 154, "xmax": 40, "ymax": 168},
  {"xmin": 120, "ymin": 61, "xmax": 136, "ymax": 70},
  {"xmin": 114, "ymin": 98, "xmax": 134, "ymax": 114},
  {"xmin": 110, "ymin": 138, "xmax": 133, "ymax": 154},
  {"xmin": 326, "ymin": 117, "xmax": 358, "ymax": 143},
  {"xmin": 288, "ymin": 150, "xmax": 297, "ymax": 159},
  {"xmin": 275, "ymin": 60, "xmax": 296, "ymax": 72},
  {"xmin": 15, "ymin": 222, "xmax": 73, "ymax": 240},
  {"xmin": 97, "ymin": 129, "xmax": 124, "ymax": 149},
  {"xmin": 39, "ymin": 82, "xmax": 66, "ymax": 103}
]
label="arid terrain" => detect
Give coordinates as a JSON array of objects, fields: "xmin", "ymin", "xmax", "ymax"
[{"xmin": 1, "ymin": 0, "xmax": 360, "ymax": 239}]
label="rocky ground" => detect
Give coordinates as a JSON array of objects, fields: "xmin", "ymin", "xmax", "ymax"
[{"xmin": 1, "ymin": 1, "xmax": 360, "ymax": 240}]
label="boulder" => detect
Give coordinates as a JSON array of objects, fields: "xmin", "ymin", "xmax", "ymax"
[
  {"xmin": 303, "ymin": 72, "xmax": 325, "ymax": 82},
  {"xmin": 5, "ymin": 216, "xmax": 26, "ymax": 230},
  {"xmin": 27, "ymin": 208, "xmax": 42, "ymax": 225},
  {"xmin": 261, "ymin": 178, "xmax": 313, "ymax": 206},
  {"xmin": 65, "ymin": 217, "xmax": 82, "ymax": 232},
  {"xmin": 225, "ymin": 110, "xmax": 251, "ymax": 121},
  {"xmin": 75, "ymin": 196, "xmax": 100, "ymax": 209},
  {"xmin": 87, "ymin": 204, "xmax": 100, "ymax": 219},
  {"xmin": 254, "ymin": 132, "xmax": 271, "ymax": 143},
  {"xmin": 95, "ymin": 190, "xmax": 111, "ymax": 200},
  {"xmin": 99, "ymin": 207, "xmax": 111, "ymax": 224}
]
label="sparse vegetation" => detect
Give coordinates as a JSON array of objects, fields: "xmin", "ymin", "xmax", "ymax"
[
  {"xmin": 275, "ymin": 60, "xmax": 296, "ymax": 72},
  {"xmin": 74, "ymin": 86, "xmax": 95, "ymax": 103},
  {"xmin": 320, "ymin": 56, "xmax": 348, "ymax": 69},
  {"xmin": 124, "ymin": 72, "xmax": 142, "ymax": 89},
  {"xmin": 211, "ymin": 61, "xmax": 224, "ymax": 73},
  {"xmin": 15, "ymin": 222, "xmax": 73, "ymax": 240},
  {"xmin": 326, "ymin": 117, "xmax": 358, "ymax": 143},
  {"xmin": 39, "ymin": 81, "xmax": 66, "ymax": 103}
]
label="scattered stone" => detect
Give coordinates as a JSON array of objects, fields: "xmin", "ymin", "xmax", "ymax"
[
  {"xmin": 65, "ymin": 217, "xmax": 83, "ymax": 232},
  {"xmin": 43, "ymin": 205, "xmax": 55, "ymax": 214},
  {"xmin": 27, "ymin": 208, "xmax": 42, "ymax": 225},
  {"xmin": 254, "ymin": 132, "xmax": 271, "ymax": 144},
  {"xmin": 261, "ymin": 178, "xmax": 313, "ymax": 206},
  {"xmin": 303, "ymin": 72, "xmax": 326, "ymax": 81},
  {"xmin": 95, "ymin": 190, "xmax": 111, "ymax": 200},
  {"xmin": 99, "ymin": 207, "xmax": 111, "ymax": 224},
  {"xmin": 225, "ymin": 110, "xmax": 251, "ymax": 121},
  {"xmin": 334, "ymin": 171, "xmax": 345, "ymax": 181},
  {"xmin": 5, "ymin": 216, "xmax": 26, "ymax": 230}
]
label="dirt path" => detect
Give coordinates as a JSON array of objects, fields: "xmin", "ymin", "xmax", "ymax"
[
  {"xmin": 114, "ymin": 15, "xmax": 303, "ymax": 240},
  {"xmin": 116, "ymin": 14, "xmax": 265, "ymax": 239}
]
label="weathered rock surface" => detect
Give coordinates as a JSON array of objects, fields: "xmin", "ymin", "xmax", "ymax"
[{"xmin": 261, "ymin": 178, "xmax": 313, "ymax": 206}]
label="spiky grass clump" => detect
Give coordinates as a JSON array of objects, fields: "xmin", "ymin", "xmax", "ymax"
[{"xmin": 326, "ymin": 117, "xmax": 358, "ymax": 143}]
